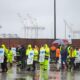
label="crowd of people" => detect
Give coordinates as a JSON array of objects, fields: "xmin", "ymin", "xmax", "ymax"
[
  {"xmin": 0, "ymin": 43, "xmax": 80, "ymax": 72},
  {"xmin": 51, "ymin": 44, "xmax": 80, "ymax": 71},
  {"xmin": 0, "ymin": 44, "xmax": 13, "ymax": 72},
  {"xmin": 16, "ymin": 44, "xmax": 50, "ymax": 71}
]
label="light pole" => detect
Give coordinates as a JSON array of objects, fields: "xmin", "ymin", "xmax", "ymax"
[
  {"xmin": 54, "ymin": 0, "xmax": 56, "ymax": 39},
  {"xmin": 0, "ymin": 25, "xmax": 2, "ymax": 28}
]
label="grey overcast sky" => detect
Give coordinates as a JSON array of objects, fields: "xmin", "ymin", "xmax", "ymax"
[{"xmin": 0, "ymin": 0, "xmax": 80, "ymax": 39}]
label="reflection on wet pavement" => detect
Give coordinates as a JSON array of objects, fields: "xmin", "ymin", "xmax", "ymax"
[{"xmin": 0, "ymin": 64, "xmax": 80, "ymax": 80}]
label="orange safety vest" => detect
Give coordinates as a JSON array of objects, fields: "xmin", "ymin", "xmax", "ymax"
[{"xmin": 56, "ymin": 48, "xmax": 60, "ymax": 58}]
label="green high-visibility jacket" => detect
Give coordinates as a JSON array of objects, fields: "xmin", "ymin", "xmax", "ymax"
[
  {"xmin": 67, "ymin": 46, "xmax": 71, "ymax": 55},
  {"xmin": 26, "ymin": 48, "xmax": 32, "ymax": 56},
  {"xmin": 69, "ymin": 49, "xmax": 77, "ymax": 58},
  {"xmin": 7, "ymin": 50, "xmax": 13, "ymax": 63},
  {"xmin": 33, "ymin": 49, "xmax": 39, "ymax": 61},
  {"xmin": 45, "ymin": 47, "xmax": 50, "ymax": 57}
]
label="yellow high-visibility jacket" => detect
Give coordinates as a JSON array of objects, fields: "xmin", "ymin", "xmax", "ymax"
[
  {"xmin": 69, "ymin": 49, "xmax": 77, "ymax": 58},
  {"xmin": 33, "ymin": 48, "xmax": 39, "ymax": 61}
]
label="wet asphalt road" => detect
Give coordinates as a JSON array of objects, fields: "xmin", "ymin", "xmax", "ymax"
[{"xmin": 0, "ymin": 64, "xmax": 80, "ymax": 80}]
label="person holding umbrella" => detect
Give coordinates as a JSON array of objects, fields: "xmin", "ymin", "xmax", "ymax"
[{"xmin": 60, "ymin": 45, "xmax": 68, "ymax": 70}]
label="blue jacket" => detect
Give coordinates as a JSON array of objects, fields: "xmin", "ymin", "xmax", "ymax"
[{"xmin": 61, "ymin": 49, "xmax": 68, "ymax": 60}]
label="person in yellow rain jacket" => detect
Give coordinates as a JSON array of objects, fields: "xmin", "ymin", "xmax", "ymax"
[
  {"xmin": 69, "ymin": 47, "xmax": 77, "ymax": 70},
  {"xmin": 33, "ymin": 45, "xmax": 39, "ymax": 71},
  {"xmin": 7, "ymin": 48, "xmax": 13, "ymax": 67},
  {"xmin": 26, "ymin": 44, "xmax": 32, "ymax": 56},
  {"xmin": 26, "ymin": 44, "xmax": 34, "ymax": 71},
  {"xmin": 1, "ymin": 44, "xmax": 8, "ymax": 72},
  {"xmin": 44, "ymin": 44, "xmax": 50, "ymax": 70},
  {"xmin": 39, "ymin": 45, "xmax": 45, "ymax": 70}
]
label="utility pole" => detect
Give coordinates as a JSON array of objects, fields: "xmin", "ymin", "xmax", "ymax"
[
  {"xmin": 54, "ymin": 0, "xmax": 56, "ymax": 39},
  {"xmin": 0, "ymin": 25, "xmax": 2, "ymax": 28}
]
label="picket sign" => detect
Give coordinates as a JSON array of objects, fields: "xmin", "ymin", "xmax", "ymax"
[
  {"xmin": 39, "ymin": 49, "xmax": 45, "ymax": 62},
  {"xmin": 11, "ymin": 47, "xmax": 16, "ymax": 61},
  {"xmin": 0, "ymin": 48, "xmax": 4, "ymax": 63},
  {"xmin": 75, "ymin": 51, "xmax": 80, "ymax": 63},
  {"xmin": 27, "ymin": 50, "xmax": 34, "ymax": 65},
  {"xmin": 27, "ymin": 58, "xmax": 33, "ymax": 65},
  {"xmin": 11, "ymin": 47, "xmax": 16, "ymax": 56}
]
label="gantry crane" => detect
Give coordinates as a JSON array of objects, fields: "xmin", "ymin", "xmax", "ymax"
[{"xmin": 17, "ymin": 13, "xmax": 45, "ymax": 38}]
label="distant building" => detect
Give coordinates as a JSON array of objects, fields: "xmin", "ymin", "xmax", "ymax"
[{"xmin": 0, "ymin": 34, "xmax": 20, "ymax": 38}]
